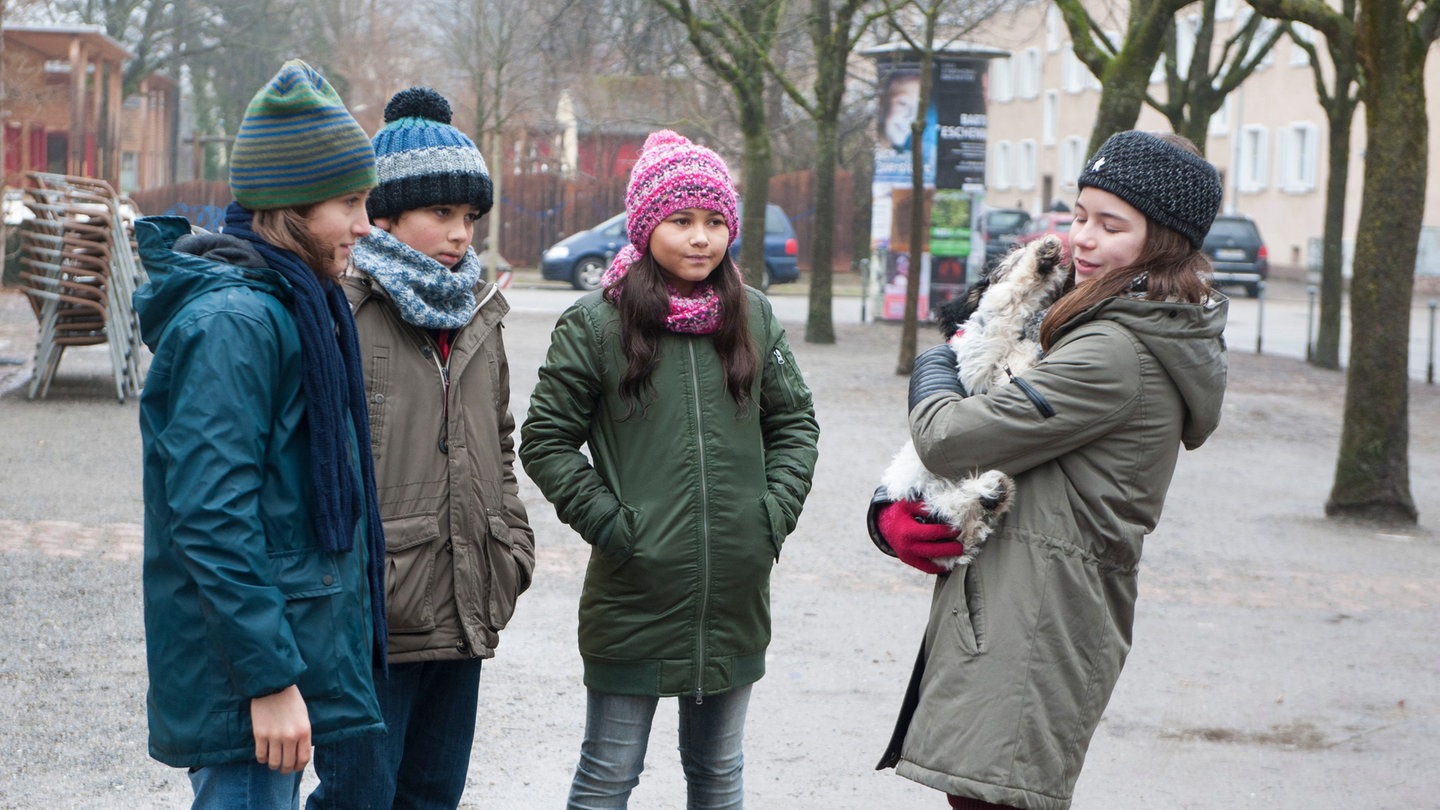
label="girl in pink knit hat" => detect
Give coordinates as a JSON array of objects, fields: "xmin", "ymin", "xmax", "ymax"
[{"xmin": 521, "ymin": 130, "xmax": 820, "ymax": 809}]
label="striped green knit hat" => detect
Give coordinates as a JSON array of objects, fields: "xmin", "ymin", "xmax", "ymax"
[{"xmin": 229, "ymin": 60, "xmax": 377, "ymax": 210}]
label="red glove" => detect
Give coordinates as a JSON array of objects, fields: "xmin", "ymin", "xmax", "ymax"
[{"xmin": 876, "ymin": 500, "xmax": 965, "ymax": 575}]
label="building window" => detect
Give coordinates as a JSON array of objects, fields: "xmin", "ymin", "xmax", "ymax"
[
  {"xmin": 1278, "ymin": 122, "xmax": 1319, "ymax": 193},
  {"xmin": 1217, "ymin": 0, "xmax": 1237, "ymax": 20},
  {"xmin": 1257, "ymin": 18, "xmax": 1280, "ymax": 67},
  {"xmin": 1239, "ymin": 125, "xmax": 1270, "ymax": 193},
  {"xmin": 1018, "ymin": 140, "xmax": 1037, "ymax": 191},
  {"xmin": 992, "ymin": 141, "xmax": 1013, "ymax": 190},
  {"xmin": 991, "ymin": 57, "xmax": 1014, "ymax": 102},
  {"xmin": 1209, "ymin": 96, "xmax": 1231, "ymax": 137},
  {"xmin": 1043, "ymin": 91, "xmax": 1058, "ymax": 145},
  {"xmin": 1175, "ymin": 15, "xmax": 1199, "ymax": 79},
  {"xmin": 1046, "ymin": 6, "xmax": 1064, "ymax": 52},
  {"xmin": 1018, "ymin": 48, "xmax": 1042, "ymax": 99},
  {"xmin": 1060, "ymin": 136, "xmax": 1086, "ymax": 188},
  {"xmin": 1063, "ymin": 45, "xmax": 1086, "ymax": 93}
]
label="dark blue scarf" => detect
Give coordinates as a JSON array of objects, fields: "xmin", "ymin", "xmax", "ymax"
[{"xmin": 223, "ymin": 201, "xmax": 388, "ymax": 665}]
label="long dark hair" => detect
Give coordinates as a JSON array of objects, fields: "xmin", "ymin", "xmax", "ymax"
[{"xmin": 610, "ymin": 251, "xmax": 758, "ymax": 418}]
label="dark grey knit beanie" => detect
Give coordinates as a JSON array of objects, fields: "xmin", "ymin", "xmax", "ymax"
[{"xmin": 1076, "ymin": 131, "xmax": 1222, "ymax": 248}]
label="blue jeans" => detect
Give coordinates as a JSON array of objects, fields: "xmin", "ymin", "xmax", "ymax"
[
  {"xmin": 568, "ymin": 685, "xmax": 753, "ymax": 810},
  {"xmin": 307, "ymin": 658, "xmax": 482, "ymax": 810},
  {"xmin": 188, "ymin": 760, "xmax": 301, "ymax": 810}
]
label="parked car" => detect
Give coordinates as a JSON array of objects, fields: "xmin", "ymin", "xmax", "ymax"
[
  {"xmin": 540, "ymin": 203, "xmax": 799, "ymax": 291},
  {"xmin": 1012, "ymin": 211, "xmax": 1076, "ymax": 261},
  {"xmin": 980, "ymin": 207, "xmax": 1031, "ymax": 269},
  {"xmin": 1203, "ymin": 213, "xmax": 1268, "ymax": 298}
]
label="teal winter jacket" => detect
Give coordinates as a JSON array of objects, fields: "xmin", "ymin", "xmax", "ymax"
[
  {"xmin": 133, "ymin": 217, "xmax": 383, "ymax": 768},
  {"xmin": 520, "ymin": 288, "xmax": 819, "ymax": 698}
]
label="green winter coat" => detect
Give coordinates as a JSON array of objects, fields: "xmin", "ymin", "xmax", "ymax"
[
  {"xmin": 520, "ymin": 288, "xmax": 819, "ymax": 698},
  {"xmin": 886, "ymin": 294, "xmax": 1228, "ymax": 809},
  {"xmin": 134, "ymin": 217, "xmax": 383, "ymax": 768}
]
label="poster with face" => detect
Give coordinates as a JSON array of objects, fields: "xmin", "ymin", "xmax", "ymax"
[{"xmin": 874, "ymin": 64, "xmax": 936, "ymax": 186}]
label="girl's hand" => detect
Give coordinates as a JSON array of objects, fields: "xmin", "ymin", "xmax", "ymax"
[
  {"xmin": 251, "ymin": 684, "xmax": 311, "ymax": 774},
  {"xmin": 877, "ymin": 500, "xmax": 965, "ymax": 575}
]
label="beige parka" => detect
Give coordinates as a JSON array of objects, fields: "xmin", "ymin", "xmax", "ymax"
[{"xmin": 345, "ymin": 275, "xmax": 535, "ymax": 663}]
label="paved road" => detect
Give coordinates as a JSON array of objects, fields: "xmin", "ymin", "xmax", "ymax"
[{"xmin": 1, "ymin": 282, "xmax": 1438, "ymax": 809}]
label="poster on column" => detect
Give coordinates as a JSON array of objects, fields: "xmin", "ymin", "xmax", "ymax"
[
  {"xmin": 873, "ymin": 62, "xmax": 936, "ymax": 186},
  {"xmin": 934, "ymin": 59, "xmax": 988, "ymax": 191},
  {"xmin": 928, "ymin": 189, "xmax": 972, "ymax": 311},
  {"xmin": 882, "ymin": 188, "xmax": 931, "ymax": 320}
]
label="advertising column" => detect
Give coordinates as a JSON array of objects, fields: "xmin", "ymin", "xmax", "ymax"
[{"xmin": 870, "ymin": 53, "xmax": 990, "ymax": 322}]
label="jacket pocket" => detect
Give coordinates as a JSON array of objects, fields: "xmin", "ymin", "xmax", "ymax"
[
  {"xmin": 269, "ymin": 550, "xmax": 345, "ymax": 700},
  {"xmin": 483, "ymin": 513, "xmax": 522, "ymax": 632},
  {"xmin": 765, "ymin": 346, "xmax": 805, "ymax": 410},
  {"xmin": 760, "ymin": 493, "xmax": 786, "ymax": 560},
  {"xmin": 945, "ymin": 564, "xmax": 986, "ymax": 655},
  {"xmin": 595, "ymin": 505, "xmax": 637, "ymax": 568},
  {"xmin": 382, "ymin": 512, "xmax": 443, "ymax": 634}
]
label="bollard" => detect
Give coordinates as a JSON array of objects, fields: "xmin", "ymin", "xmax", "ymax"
[
  {"xmin": 1306, "ymin": 285, "xmax": 1317, "ymax": 363},
  {"xmin": 1255, "ymin": 280, "xmax": 1265, "ymax": 355},
  {"xmin": 1429, "ymin": 300, "xmax": 1437, "ymax": 385}
]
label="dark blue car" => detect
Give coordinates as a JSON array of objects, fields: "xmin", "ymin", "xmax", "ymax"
[{"xmin": 540, "ymin": 203, "xmax": 799, "ymax": 291}]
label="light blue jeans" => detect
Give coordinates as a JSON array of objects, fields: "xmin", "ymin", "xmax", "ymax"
[
  {"xmin": 188, "ymin": 760, "xmax": 301, "ymax": 810},
  {"xmin": 567, "ymin": 685, "xmax": 753, "ymax": 810}
]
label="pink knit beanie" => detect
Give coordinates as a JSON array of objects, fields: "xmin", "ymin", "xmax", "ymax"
[{"xmin": 625, "ymin": 130, "xmax": 739, "ymax": 257}]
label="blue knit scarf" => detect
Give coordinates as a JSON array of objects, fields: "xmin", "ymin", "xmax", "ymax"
[
  {"xmin": 223, "ymin": 201, "xmax": 388, "ymax": 663},
  {"xmin": 351, "ymin": 228, "xmax": 481, "ymax": 329}
]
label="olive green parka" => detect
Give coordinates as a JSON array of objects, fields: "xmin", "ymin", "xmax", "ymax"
[{"xmin": 883, "ymin": 293, "xmax": 1228, "ymax": 809}]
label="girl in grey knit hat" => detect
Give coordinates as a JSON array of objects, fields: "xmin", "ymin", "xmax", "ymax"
[{"xmin": 871, "ymin": 130, "xmax": 1228, "ymax": 810}]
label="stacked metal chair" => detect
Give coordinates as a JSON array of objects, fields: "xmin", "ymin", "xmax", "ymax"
[{"xmin": 17, "ymin": 172, "xmax": 146, "ymax": 402}]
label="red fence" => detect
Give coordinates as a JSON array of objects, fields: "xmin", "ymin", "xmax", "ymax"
[{"xmin": 126, "ymin": 169, "xmax": 856, "ymax": 274}]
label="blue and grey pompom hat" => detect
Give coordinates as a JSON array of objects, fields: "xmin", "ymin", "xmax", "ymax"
[
  {"xmin": 367, "ymin": 87, "xmax": 493, "ymax": 221},
  {"xmin": 1077, "ymin": 130, "xmax": 1222, "ymax": 248}
]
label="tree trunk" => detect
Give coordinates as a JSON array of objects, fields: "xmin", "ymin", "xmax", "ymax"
[
  {"xmin": 806, "ymin": 119, "xmax": 838, "ymax": 344},
  {"xmin": 1327, "ymin": 0, "xmax": 1423, "ymax": 522},
  {"xmin": 738, "ymin": 100, "xmax": 772, "ymax": 290},
  {"xmin": 1313, "ymin": 107, "xmax": 1351, "ymax": 369}
]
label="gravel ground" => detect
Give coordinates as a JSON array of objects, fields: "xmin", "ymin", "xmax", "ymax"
[{"xmin": 1, "ymin": 283, "xmax": 1438, "ymax": 809}]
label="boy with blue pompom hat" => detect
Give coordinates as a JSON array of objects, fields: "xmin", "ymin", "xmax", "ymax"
[{"xmin": 306, "ymin": 86, "xmax": 535, "ymax": 810}]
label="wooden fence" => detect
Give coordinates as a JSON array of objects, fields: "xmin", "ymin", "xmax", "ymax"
[{"xmin": 126, "ymin": 169, "xmax": 857, "ymax": 274}]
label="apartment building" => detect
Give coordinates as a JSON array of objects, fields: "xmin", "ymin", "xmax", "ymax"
[{"xmin": 973, "ymin": 0, "xmax": 1440, "ymax": 279}]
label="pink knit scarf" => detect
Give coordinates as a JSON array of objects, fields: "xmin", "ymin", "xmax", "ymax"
[{"xmin": 602, "ymin": 244, "xmax": 726, "ymax": 335}]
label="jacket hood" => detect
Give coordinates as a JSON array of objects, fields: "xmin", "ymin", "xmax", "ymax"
[
  {"xmin": 133, "ymin": 216, "xmax": 291, "ymax": 350},
  {"xmin": 1086, "ymin": 292, "xmax": 1228, "ymax": 450}
]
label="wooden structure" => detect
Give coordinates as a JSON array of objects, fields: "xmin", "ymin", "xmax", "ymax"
[{"xmin": 3, "ymin": 25, "xmax": 173, "ymax": 193}]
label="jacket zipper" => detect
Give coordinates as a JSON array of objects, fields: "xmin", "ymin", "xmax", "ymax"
[
  {"xmin": 421, "ymin": 341, "xmax": 452, "ymax": 453},
  {"xmin": 688, "ymin": 341, "xmax": 711, "ymax": 705}
]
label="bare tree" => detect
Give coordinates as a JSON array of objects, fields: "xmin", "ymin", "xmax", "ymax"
[
  {"xmin": 1054, "ymin": 0, "xmax": 1194, "ymax": 154},
  {"xmin": 653, "ymin": 0, "xmax": 788, "ymax": 289},
  {"xmin": 1147, "ymin": 0, "xmax": 1285, "ymax": 153},
  {"xmin": 1250, "ymin": 0, "xmax": 1437, "ymax": 524},
  {"xmin": 883, "ymin": 0, "xmax": 1002, "ymax": 373},
  {"xmin": 1274, "ymin": 12, "xmax": 1359, "ymax": 371},
  {"xmin": 768, "ymin": 0, "xmax": 900, "ymax": 344}
]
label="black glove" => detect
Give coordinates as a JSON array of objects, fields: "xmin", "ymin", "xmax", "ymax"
[{"xmin": 908, "ymin": 344, "xmax": 966, "ymax": 411}]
